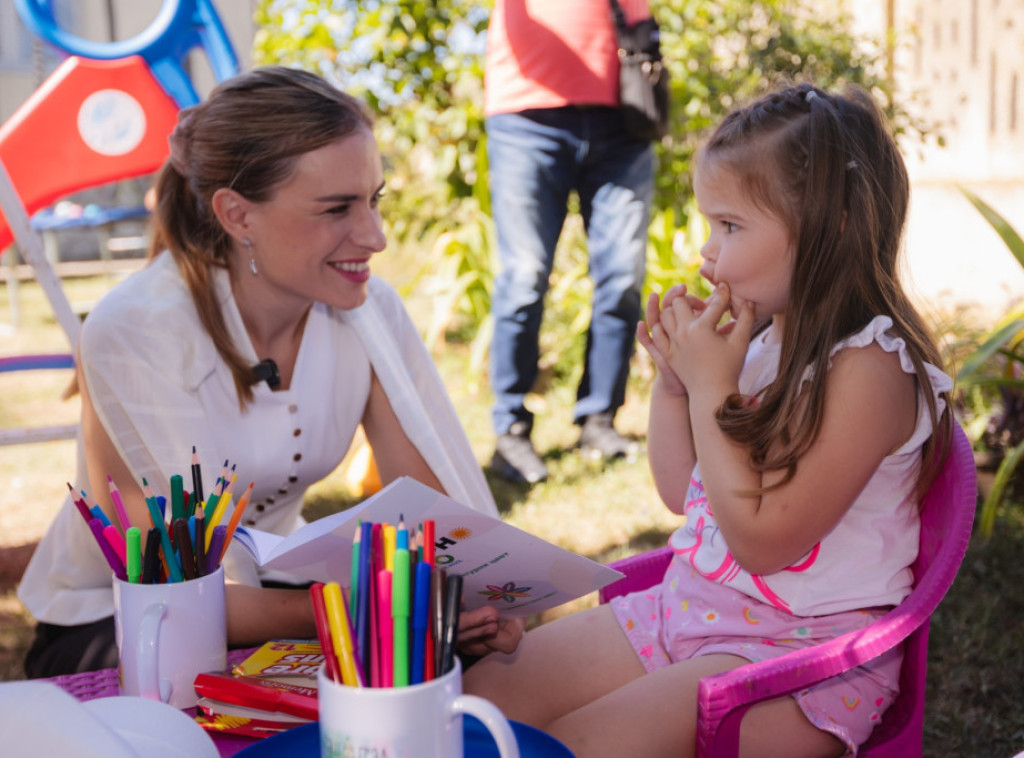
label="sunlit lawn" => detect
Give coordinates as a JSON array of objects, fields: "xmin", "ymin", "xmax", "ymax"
[{"xmin": 1, "ymin": 267, "xmax": 1022, "ymax": 756}]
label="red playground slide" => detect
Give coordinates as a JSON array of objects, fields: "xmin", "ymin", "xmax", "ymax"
[{"xmin": 0, "ymin": 55, "xmax": 180, "ymax": 252}]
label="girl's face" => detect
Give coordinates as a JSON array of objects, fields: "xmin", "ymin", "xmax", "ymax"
[
  {"xmin": 242, "ymin": 128, "xmax": 388, "ymax": 312},
  {"xmin": 694, "ymin": 162, "xmax": 795, "ymax": 325}
]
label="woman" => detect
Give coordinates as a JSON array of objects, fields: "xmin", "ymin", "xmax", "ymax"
[{"xmin": 18, "ymin": 66, "xmax": 520, "ymax": 677}]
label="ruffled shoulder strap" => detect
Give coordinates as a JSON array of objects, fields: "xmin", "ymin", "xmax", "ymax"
[{"xmin": 830, "ymin": 315, "xmax": 952, "ymax": 452}]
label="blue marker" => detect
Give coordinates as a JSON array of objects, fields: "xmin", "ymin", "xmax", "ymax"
[{"xmin": 410, "ymin": 560, "xmax": 432, "ymax": 684}]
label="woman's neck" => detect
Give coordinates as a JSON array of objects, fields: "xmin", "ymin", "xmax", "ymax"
[{"xmin": 229, "ymin": 268, "xmax": 311, "ymax": 390}]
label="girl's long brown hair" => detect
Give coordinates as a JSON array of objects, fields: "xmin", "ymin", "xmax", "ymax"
[
  {"xmin": 149, "ymin": 66, "xmax": 373, "ymax": 407},
  {"xmin": 700, "ymin": 83, "xmax": 950, "ymax": 496}
]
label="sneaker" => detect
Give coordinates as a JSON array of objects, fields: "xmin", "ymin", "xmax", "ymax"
[
  {"xmin": 490, "ymin": 421, "xmax": 549, "ymax": 484},
  {"xmin": 578, "ymin": 412, "xmax": 639, "ymax": 461}
]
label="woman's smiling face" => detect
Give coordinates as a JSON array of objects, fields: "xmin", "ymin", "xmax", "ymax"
[
  {"xmin": 242, "ymin": 127, "xmax": 388, "ymax": 312},
  {"xmin": 694, "ymin": 161, "xmax": 796, "ymax": 325}
]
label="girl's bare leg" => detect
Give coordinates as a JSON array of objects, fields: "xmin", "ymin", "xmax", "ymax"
[
  {"xmin": 462, "ymin": 603, "xmax": 646, "ymax": 726},
  {"xmin": 544, "ymin": 652, "xmax": 844, "ymax": 758},
  {"xmin": 465, "ymin": 607, "xmax": 843, "ymax": 758}
]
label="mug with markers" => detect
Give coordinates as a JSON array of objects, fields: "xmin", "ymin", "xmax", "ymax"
[
  {"xmin": 74, "ymin": 454, "xmax": 251, "ymax": 708},
  {"xmin": 317, "ymin": 657, "xmax": 519, "ymax": 758},
  {"xmin": 311, "ymin": 517, "xmax": 519, "ymax": 758},
  {"xmin": 113, "ymin": 565, "xmax": 226, "ymax": 708}
]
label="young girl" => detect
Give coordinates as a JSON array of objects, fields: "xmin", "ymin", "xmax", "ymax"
[{"xmin": 463, "ymin": 83, "xmax": 953, "ymax": 757}]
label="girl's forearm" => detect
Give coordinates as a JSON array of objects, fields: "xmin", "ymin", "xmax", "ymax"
[
  {"xmin": 686, "ymin": 386, "xmax": 768, "ymax": 568},
  {"xmin": 647, "ymin": 382, "xmax": 695, "ymax": 514}
]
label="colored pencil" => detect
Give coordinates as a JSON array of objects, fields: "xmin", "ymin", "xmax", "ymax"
[
  {"xmin": 205, "ymin": 474, "xmax": 236, "ymax": 549},
  {"xmin": 145, "ymin": 496, "xmax": 183, "ymax": 583},
  {"xmin": 68, "ymin": 483, "xmax": 92, "ymax": 526},
  {"xmin": 190, "ymin": 446, "xmax": 204, "ymax": 507},
  {"xmin": 107, "ymin": 475, "xmax": 132, "ymax": 534},
  {"xmin": 218, "ymin": 481, "xmax": 253, "ymax": 563}
]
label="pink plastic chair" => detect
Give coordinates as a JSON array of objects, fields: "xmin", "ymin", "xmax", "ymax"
[{"xmin": 599, "ymin": 421, "xmax": 977, "ymax": 757}]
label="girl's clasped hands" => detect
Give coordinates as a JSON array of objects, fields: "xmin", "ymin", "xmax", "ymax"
[{"xmin": 637, "ymin": 281, "xmax": 756, "ymax": 398}]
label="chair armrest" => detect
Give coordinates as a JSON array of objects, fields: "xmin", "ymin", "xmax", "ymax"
[
  {"xmin": 696, "ymin": 605, "xmax": 921, "ymax": 756},
  {"xmin": 598, "ymin": 546, "xmax": 673, "ymax": 603}
]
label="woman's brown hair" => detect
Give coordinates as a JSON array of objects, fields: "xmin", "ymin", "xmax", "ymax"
[
  {"xmin": 698, "ymin": 82, "xmax": 950, "ymax": 496},
  {"xmin": 150, "ymin": 66, "xmax": 373, "ymax": 406}
]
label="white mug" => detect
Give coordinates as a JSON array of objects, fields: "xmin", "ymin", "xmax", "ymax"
[
  {"xmin": 112, "ymin": 566, "xmax": 226, "ymax": 709},
  {"xmin": 318, "ymin": 658, "xmax": 520, "ymax": 758}
]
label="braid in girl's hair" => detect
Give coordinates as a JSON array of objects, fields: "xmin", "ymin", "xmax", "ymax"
[{"xmin": 700, "ymin": 83, "xmax": 950, "ymax": 495}]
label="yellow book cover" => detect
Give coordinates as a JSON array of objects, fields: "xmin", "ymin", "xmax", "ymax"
[{"xmin": 231, "ymin": 639, "xmax": 324, "ymax": 684}]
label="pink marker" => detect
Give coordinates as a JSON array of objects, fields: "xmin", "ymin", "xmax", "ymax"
[
  {"xmin": 377, "ymin": 569, "xmax": 393, "ymax": 688},
  {"xmin": 88, "ymin": 518, "xmax": 126, "ymax": 581},
  {"xmin": 103, "ymin": 523, "xmax": 128, "ymax": 566}
]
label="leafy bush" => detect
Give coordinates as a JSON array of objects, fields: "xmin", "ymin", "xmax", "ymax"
[
  {"xmin": 955, "ymin": 189, "xmax": 1024, "ymax": 537},
  {"xmin": 254, "ymin": 0, "xmax": 931, "ymax": 387}
]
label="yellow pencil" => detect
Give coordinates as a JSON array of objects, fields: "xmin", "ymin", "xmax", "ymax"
[{"xmin": 205, "ymin": 474, "xmax": 237, "ymax": 549}]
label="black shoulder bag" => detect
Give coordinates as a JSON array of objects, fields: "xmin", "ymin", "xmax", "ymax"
[{"xmin": 608, "ymin": 0, "xmax": 670, "ymax": 141}]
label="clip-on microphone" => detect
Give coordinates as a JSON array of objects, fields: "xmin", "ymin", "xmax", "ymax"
[{"xmin": 252, "ymin": 359, "xmax": 281, "ymax": 389}]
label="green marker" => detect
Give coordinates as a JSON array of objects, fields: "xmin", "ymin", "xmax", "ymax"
[
  {"xmin": 126, "ymin": 526, "xmax": 142, "ymax": 583},
  {"xmin": 392, "ymin": 529, "xmax": 411, "ymax": 687}
]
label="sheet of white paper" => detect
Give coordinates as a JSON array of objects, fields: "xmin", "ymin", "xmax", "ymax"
[{"xmin": 233, "ymin": 477, "xmax": 624, "ymax": 617}]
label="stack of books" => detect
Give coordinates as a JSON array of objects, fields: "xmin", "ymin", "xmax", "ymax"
[{"xmin": 193, "ymin": 640, "xmax": 320, "ymax": 738}]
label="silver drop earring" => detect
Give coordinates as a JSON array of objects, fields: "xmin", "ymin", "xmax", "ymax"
[{"xmin": 244, "ymin": 238, "xmax": 257, "ymax": 276}]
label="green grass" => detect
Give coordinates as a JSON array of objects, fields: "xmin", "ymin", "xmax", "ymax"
[{"xmin": 1, "ymin": 273, "xmax": 1022, "ymax": 756}]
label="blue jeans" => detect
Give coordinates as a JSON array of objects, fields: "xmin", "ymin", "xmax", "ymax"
[{"xmin": 487, "ymin": 107, "xmax": 654, "ymax": 436}]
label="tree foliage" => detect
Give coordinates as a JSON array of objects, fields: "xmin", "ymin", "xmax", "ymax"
[
  {"xmin": 253, "ymin": 0, "xmax": 927, "ymax": 373},
  {"xmin": 255, "ymin": 0, "xmax": 920, "ymax": 230},
  {"xmin": 255, "ymin": 0, "xmax": 490, "ymax": 244}
]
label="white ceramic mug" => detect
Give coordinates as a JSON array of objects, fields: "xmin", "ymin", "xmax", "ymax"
[
  {"xmin": 112, "ymin": 566, "xmax": 226, "ymax": 709},
  {"xmin": 318, "ymin": 658, "xmax": 520, "ymax": 758}
]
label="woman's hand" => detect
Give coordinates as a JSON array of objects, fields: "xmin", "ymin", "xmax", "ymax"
[{"xmin": 456, "ymin": 605, "xmax": 524, "ymax": 657}]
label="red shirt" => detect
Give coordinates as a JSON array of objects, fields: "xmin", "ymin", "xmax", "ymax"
[{"xmin": 484, "ymin": 0, "xmax": 652, "ymax": 116}]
